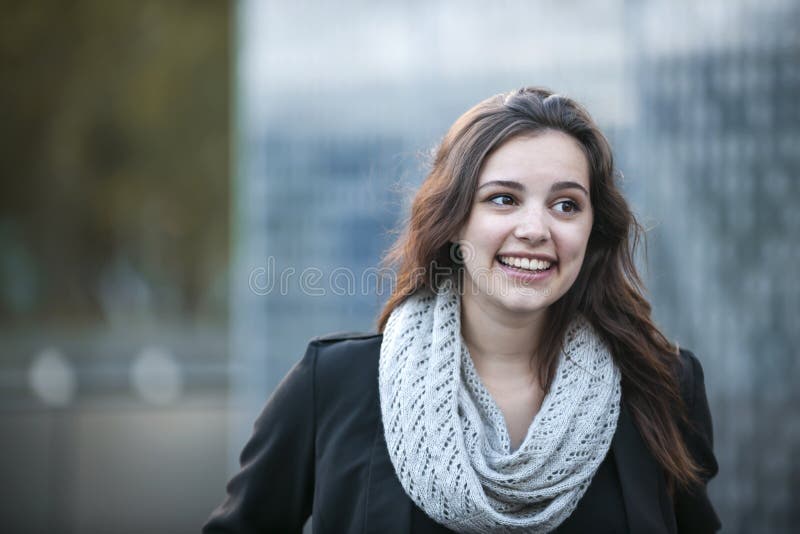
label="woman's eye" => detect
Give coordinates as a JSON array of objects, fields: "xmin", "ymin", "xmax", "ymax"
[
  {"xmin": 554, "ymin": 200, "xmax": 581, "ymax": 214},
  {"xmin": 488, "ymin": 194, "xmax": 516, "ymax": 206}
]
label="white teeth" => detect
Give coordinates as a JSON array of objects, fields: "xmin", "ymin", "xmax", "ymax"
[{"xmin": 499, "ymin": 256, "xmax": 552, "ymax": 272}]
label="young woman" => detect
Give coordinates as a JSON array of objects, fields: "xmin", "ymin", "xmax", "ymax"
[{"xmin": 203, "ymin": 87, "xmax": 721, "ymax": 533}]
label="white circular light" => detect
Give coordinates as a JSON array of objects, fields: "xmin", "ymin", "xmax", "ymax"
[
  {"xmin": 130, "ymin": 346, "xmax": 183, "ymax": 405},
  {"xmin": 29, "ymin": 347, "xmax": 76, "ymax": 407}
]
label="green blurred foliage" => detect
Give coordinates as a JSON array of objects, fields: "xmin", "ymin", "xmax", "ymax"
[{"xmin": 0, "ymin": 0, "xmax": 230, "ymax": 325}]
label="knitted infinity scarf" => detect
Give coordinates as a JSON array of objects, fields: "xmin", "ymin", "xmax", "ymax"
[{"xmin": 378, "ymin": 285, "xmax": 622, "ymax": 533}]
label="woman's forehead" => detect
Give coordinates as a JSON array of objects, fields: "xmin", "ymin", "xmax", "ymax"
[{"xmin": 478, "ymin": 132, "xmax": 590, "ymax": 189}]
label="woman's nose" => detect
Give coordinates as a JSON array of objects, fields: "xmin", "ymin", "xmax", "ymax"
[{"xmin": 513, "ymin": 210, "xmax": 551, "ymax": 243}]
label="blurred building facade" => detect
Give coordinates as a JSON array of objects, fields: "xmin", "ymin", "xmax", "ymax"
[
  {"xmin": 236, "ymin": 1, "xmax": 799, "ymax": 533},
  {"xmin": 626, "ymin": 2, "xmax": 800, "ymax": 529}
]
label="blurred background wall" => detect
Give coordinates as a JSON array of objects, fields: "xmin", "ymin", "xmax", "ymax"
[
  {"xmin": 1, "ymin": 1, "xmax": 230, "ymax": 533},
  {"xmin": 1, "ymin": 0, "xmax": 797, "ymax": 532}
]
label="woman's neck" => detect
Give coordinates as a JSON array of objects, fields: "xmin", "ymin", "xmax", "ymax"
[
  {"xmin": 460, "ymin": 293, "xmax": 549, "ymax": 449},
  {"xmin": 459, "ymin": 294, "xmax": 547, "ymax": 387}
]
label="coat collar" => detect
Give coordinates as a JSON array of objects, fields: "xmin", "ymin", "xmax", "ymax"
[{"xmin": 612, "ymin": 401, "xmax": 677, "ymax": 534}]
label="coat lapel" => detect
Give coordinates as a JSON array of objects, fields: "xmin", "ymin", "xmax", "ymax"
[
  {"xmin": 364, "ymin": 425, "xmax": 413, "ymax": 533},
  {"xmin": 613, "ymin": 401, "xmax": 677, "ymax": 534}
]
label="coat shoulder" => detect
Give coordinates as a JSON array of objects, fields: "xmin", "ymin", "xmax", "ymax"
[
  {"xmin": 308, "ymin": 331, "xmax": 383, "ymax": 364},
  {"xmin": 671, "ymin": 347, "xmax": 722, "ymax": 531},
  {"xmin": 674, "ymin": 347, "xmax": 705, "ymax": 407},
  {"xmin": 307, "ymin": 332, "xmax": 383, "ymax": 397},
  {"xmin": 312, "ymin": 331, "xmax": 383, "ymax": 343}
]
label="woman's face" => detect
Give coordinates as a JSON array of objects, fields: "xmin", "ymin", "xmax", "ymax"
[{"xmin": 455, "ymin": 131, "xmax": 593, "ymax": 319}]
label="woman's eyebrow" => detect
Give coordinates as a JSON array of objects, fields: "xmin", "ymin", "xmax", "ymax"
[
  {"xmin": 476, "ymin": 180, "xmax": 525, "ymax": 192},
  {"xmin": 477, "ymin": 179, "xmax": 589, "ymax": 197},
  {"xmin": 550, "ymin": 180, "xmax": 589, "ymax": 197}
]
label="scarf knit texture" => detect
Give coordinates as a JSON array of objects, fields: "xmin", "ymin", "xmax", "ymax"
[{"xmin": 378, "ymin": 284, "xmax": 622, "ymax": 533}]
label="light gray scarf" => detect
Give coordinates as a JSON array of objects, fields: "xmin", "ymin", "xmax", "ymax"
[{"xmin": 378, "ymin": 284, "xmax": 621, "ymax": 533}]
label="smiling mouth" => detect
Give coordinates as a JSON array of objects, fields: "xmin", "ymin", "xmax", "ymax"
[{"xmin": 496, "ymin": 255, "xmax": 556, "ymax": 273}]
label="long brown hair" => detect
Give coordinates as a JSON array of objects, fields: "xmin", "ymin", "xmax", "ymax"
[{"xmin": 378, "ymin": 86, "xmax": 703, "ymax": 492}]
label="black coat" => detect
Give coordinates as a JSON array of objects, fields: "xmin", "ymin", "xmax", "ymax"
[{"xmin": 203, "ymin": 333, "xmax": 721, "ymax": 533}]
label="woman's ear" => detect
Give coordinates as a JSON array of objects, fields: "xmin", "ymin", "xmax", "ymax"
[
  {"xmin": 448, "ymin": 241, "xmax": 462, "ymax": 264},
  {"xmin": 449, "ymin": 239, "xmax": 476, "ymax": 265}
]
